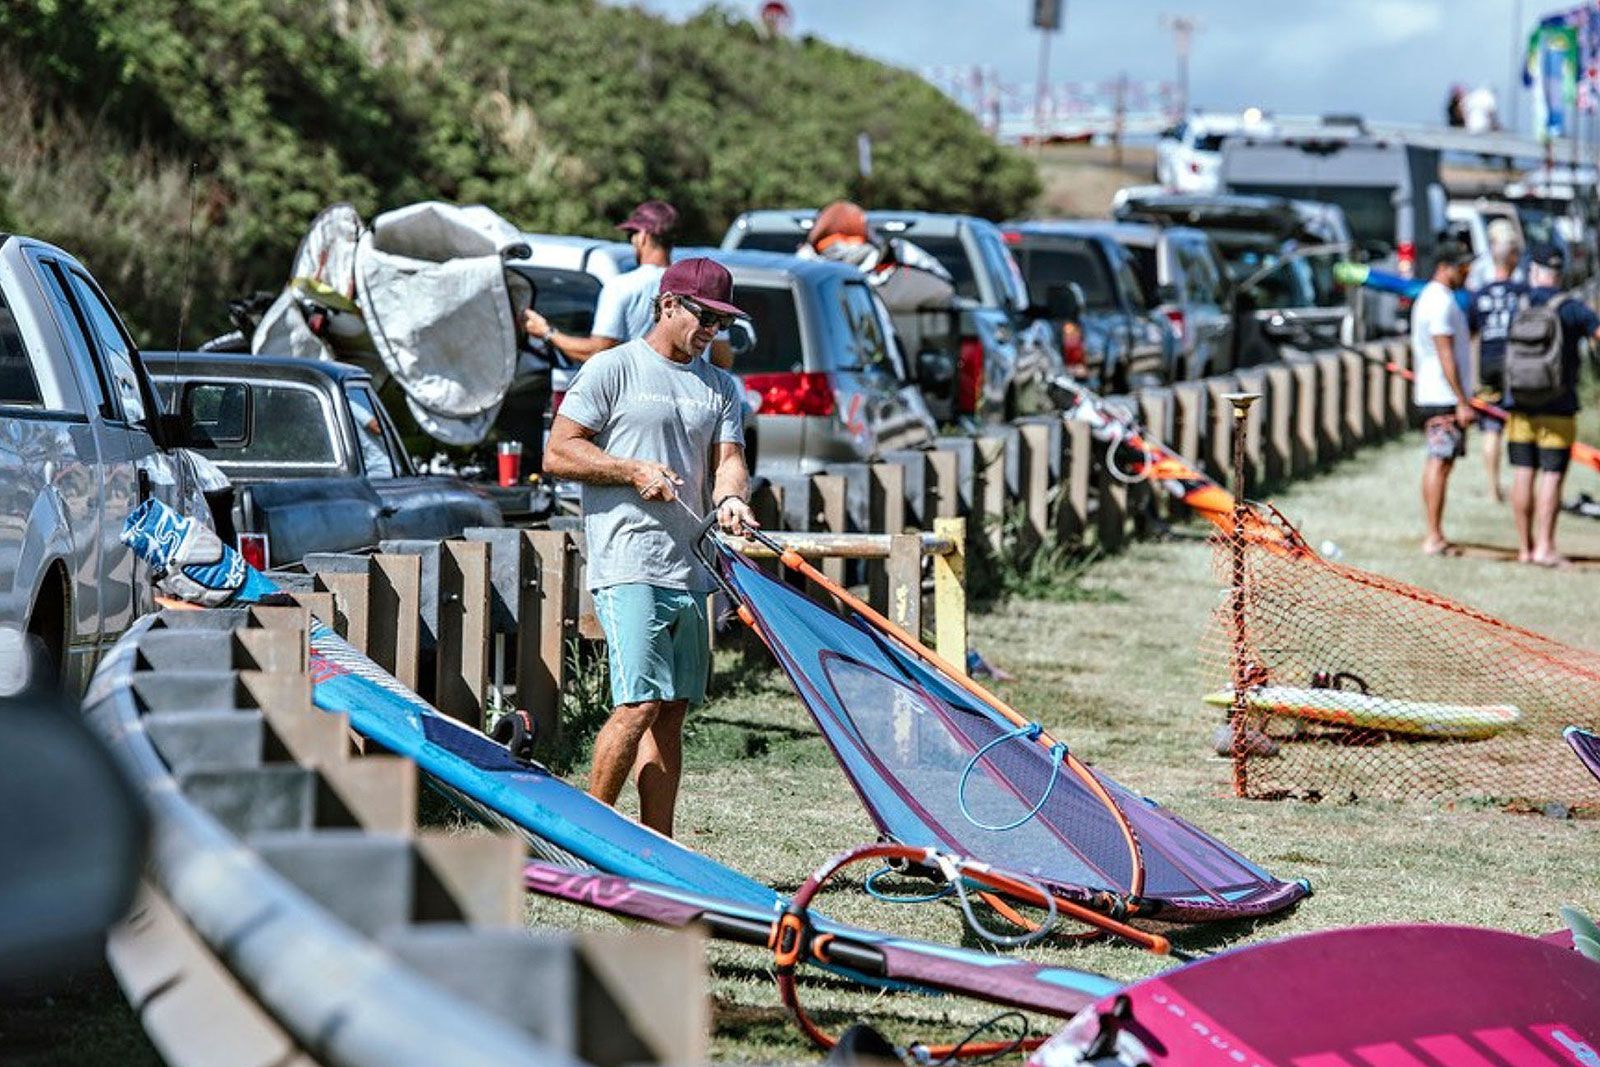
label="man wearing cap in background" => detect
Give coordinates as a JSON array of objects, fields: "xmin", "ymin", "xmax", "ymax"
[
  {"xmin": 1410, "ymin": 240, "xmax": 1476, "ymax": 556},
  {"xmin": 1504, "ymin": 243, "xmax": 1600, "ymax": 567},
  {"xmin": 523, "ymin": 199, "xmax": 676, "ymax": 362},
  {"xmin": 524, "ymin": 199, "xmax": 734, "ymax": 369},
  {"xmin": 543, "ymin": 257, "xmax": 759, "ymax": 836}
]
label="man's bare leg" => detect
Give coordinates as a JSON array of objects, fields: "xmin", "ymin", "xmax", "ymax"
[
  {"xmin": 1532, "ymin": 468, "xmax": 1569, "ymax": 566},
  {"xmin": 634, "ymin": 699, "xmax": 687, "ymax": 836},
  {"xmin": 1422, "ymin": 456, "xmax": 1454, "ymax": 553},
  {"xmin": 1510, "ymin": 465, "xmax": 1536, "ymax": 561},
  {"xmin": 1483, "ymin": 429, "xmax": 1504, "ymax": 502},
  {"xmin": 588, "ymin": 700, "xmax": 660, "ymax": 806}
]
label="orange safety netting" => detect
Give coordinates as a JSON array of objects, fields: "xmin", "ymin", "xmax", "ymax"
[{"xmin": 1201, "ymin": 504, "xmax": 1600, "ymax": 812}]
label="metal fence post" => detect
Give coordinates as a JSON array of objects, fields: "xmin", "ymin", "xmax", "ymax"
[{"xmin": 1223, "ymin": 392, "xmax": 1260, "ymax": 798}]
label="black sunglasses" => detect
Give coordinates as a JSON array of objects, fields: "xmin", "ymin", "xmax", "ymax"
[{"xmin": 675, "ymin": 295, "xmax": 736, "ymax": 331}]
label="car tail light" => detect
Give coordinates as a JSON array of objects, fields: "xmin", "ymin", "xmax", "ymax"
[
  {"xmin": 1060, "ymin": 321, "xmax": 1085, "ymax": 367},
  {"xmin": 1001, "ymin": 229, "xmax": 1022, "ymax": 245},
  {"xmin": 957, "ymin": 336, "xmax": 984, "ymax": 415},
  {"xmin": 1397, "ymin": 241, "xmax": 1416, "ymax": 279},
  {"xmin": 1163, "ymin": 307, "xmax": 1186, "ymax": 342},
  {"xmin": 1188, "ymin": 160, "xmax": 1202, "ymax": 174},
  {"xmin": 550, "ymin": 390, "xmax": 567, "ymax": 415},
  {"xmin": 742, "ymin": 371, "xmax": 835, "ymax": 417},
  {"xmin": 238, "ymin": 532, "xmax": 269, "ymax": 571}
]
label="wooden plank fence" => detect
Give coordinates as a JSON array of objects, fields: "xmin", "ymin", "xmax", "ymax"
[{"xmin": 271, "ymin": 343, "xmax": 1416, "ymax": 745}]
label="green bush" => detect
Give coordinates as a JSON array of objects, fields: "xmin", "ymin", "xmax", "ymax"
[{"xmin": 0, "ymin": 0, "xmax": 1038, "ymax": 343}]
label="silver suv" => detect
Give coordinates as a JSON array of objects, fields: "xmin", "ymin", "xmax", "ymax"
[{"xmin": 696, "ymin": 248, "xmax": 936, "ymax": 475}]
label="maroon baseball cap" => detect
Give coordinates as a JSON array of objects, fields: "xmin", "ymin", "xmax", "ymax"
[
  {"xmin": 660, "ymin": 257, "xmax": 747, "ymax": 318},
  {"xmin": 617, "ymin": 199, "xmax": 679, "ymax": 238}
]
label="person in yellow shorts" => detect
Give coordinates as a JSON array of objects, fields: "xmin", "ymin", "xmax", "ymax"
[{"xmin": 1504, "ymin": 244, "xmax": 1600, "ymax": 566}]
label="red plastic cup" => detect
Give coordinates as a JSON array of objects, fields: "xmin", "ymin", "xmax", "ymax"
[
  {"xmin": 238, "ymin": 532, "xmax": 270, "ymax": 571},
  {"xmin": 497, "ymin": 441, "xmax": 523, "ymax": 487}
]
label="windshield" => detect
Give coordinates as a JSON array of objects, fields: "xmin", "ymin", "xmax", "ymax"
[
  {"xmin": 903, "ymin": 235, "xmax": 980, "ymax": 301},
  {"xmin": 729, "ymin": 282, "xmax": 805, "ymax": 374},
  {"xmin": 0, "ymin": 288, "xmax": 41, "ymax": 406},
  {"xmin": 181, "ymin": 379, "xmax": 341, "ymax": 469},
  {"xmin": 838, "ymin": 281, "xmax": 904, "ymax": 376},
  {"xmin": 1517, "ymin": 205, "xmax": 1558, "ymax": 246},
  {"xmin": 345, "ymin": 383, "xmax": 400, "ymax": 478},
  {"xmin": 1125, "ymin": 245, "xmax": 1160, "ymax": 308},
  {"xmin": 1016, "ymin": 242, "xmax": 1117, "ymax": 311},
  {"xmin": 1225, "ymin": 247, "xmax": 1316, "ymax": 309},
  {"xmin": 512, "ymin": 266, "xmax": 604, "ymax": 335},
  {"xmin": 734, "ymin": 231, "xmax": 806, "ymax": 254},
  {"xmin": 1231, "ymin": 183, "xmax": 1395, "ymax": 252}
]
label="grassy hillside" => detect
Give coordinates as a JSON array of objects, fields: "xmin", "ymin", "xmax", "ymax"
[{"xmin": 0, "ymin": 0, "xmax": 1037, "ymax": 343}]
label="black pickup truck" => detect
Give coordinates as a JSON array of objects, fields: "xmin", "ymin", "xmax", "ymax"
[{"xmin": 145, "ymin": 352, "xmax": 502, "ymax": 568}]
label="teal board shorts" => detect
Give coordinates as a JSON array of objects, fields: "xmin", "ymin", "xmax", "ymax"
[{"xmin": 592, "ymin": 583, "xmax": 711, "ymax": 706}]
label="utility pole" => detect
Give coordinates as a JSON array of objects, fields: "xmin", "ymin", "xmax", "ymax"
[
  {"xmin": 1032, "ymin": 0, "xmax": 1065, "ymax": 147},
  {"xmin": 1161, "ymin": 13, "xmax": 1201, "ymax": 119},
  {"xmin": 1508, "ymin": 0, "xmax": 1526, "ymax": 136},
  {"xmin": 1112, "ymin": 72, "xmax": 1128, "ymax": 166}
]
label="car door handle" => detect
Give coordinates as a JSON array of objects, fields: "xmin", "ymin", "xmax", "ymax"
[{"xmin": 379, "ymin": 504, "xmax": 400, "ymax": 518}]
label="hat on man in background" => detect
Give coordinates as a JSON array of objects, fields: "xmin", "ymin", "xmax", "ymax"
[
  {"xmin": 1432, "ymin": 240, "xmax": 1474, "ymax": 270},
  {"xmin": 617, "ymin": 200, "xmax": 680, "ymax": 240},
  {"xmin": 1528, "ymin": 242, "xmax": 1565, "ymax": 272}
]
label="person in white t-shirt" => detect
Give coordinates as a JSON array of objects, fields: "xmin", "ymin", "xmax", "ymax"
[
  {"xmin": 524, "ymin": 199, "xmax": 734, "ymax": 369},
  {"xmin": 524, "ymin": 200, "xmax": 678, "ymax": 363},
  {"xmin": 1409, "ymin": 241, "xmax": 1475, "ymax": 555}
]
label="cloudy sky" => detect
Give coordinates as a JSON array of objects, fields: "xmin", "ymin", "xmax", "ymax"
[{"xmin": 610, "ymin": 0, "xmax": 1559, "ymax": 130}]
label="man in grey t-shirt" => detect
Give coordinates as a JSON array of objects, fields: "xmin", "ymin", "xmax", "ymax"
[{"xmin": 544, "ymin": 257, "xmax": 759, "ymax": 836}]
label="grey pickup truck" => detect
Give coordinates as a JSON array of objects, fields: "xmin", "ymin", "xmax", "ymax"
[
  {"xmin": 0, "ymin": 234, "xmax": 217, "ymax": 691},
  {"xmin": 145, "ymin": 352, "xmax": 502, "ymax": 569}
]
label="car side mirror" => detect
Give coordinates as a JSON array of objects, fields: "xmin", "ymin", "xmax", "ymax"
[
  {"xmin": 727, "ymin": 319, "xmax": 757, "ymax": 359},
  {"xmin": 916, "ymin": 349, "xmax": 957, "ymax": 387},
  {"xmin": 177, "ymin": 380, "xmax": 252, "ymax": 448}
]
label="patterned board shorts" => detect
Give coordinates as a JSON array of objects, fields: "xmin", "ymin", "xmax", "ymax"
[{"xmin": 1420, "ymin": 406, "xmax": 1466, "ymax": 461}]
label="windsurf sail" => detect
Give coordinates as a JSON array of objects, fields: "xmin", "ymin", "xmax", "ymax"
[
  {"xmin": 1028, "ymin": 924, "xmax": 1600, "ymax": 1067},
  {"xmin": 699, "ymin": 523, "xmax": 1310, "ymax": 925},
  {"xmin": 1568, "ymin": 726, "xmax": 1600, "ymax": 785},
  {"xmin": 121, "ymin": 499, "xmax": 1122, "ymax": 1023}
]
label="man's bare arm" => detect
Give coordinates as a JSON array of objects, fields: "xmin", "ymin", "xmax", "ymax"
[
  {"xmin": 709, "ymin": 441, "xmax": 758, "ymax": 534},
  {"xmin": 543, "ymin": 414, "xmax": 681, "ymax": 498},
  {"xmin": 522, "ymin": 308, "xmax": 621, "ymax": 364},
  {"xmin": 710, "ymin": 441, "xmax": 751, "ymax": 503},
  {"xmin": 1433, "ymin": 333, "xmax": 1472, "ymax": 424},
  {"xmin": 551, "ymin": 332, "xmax": 621, "ymax": 363}
]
